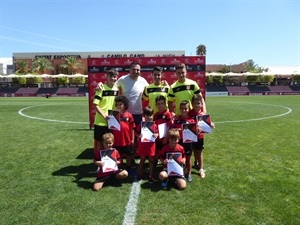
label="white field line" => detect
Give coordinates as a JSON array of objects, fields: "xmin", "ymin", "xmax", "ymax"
[
  {"xmin": 17, "ymin": 102, "xmax": 293, "ymax": 225},
  {"xmin": 214, "ymin": 104, "xmax": 292, "ymax": 124},
  {"xmin": 18, "ymin": 104, "xmax": 89, "ymax": 124},
  {"xmin": 18, "ymin": 103, "xmax": 292, "ymax": 125},
  {"xmin": 122, "ymin": 180, "xmax": 142, "ymax": 225}
]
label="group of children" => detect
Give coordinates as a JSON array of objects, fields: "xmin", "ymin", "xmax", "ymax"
[
  {"xmin": 92, "ymin": 65, "xmax": 214, "ymax": 191},
  {"xmin": 93, "ymin": 94, "xmax": 213, "ymax": 191}
]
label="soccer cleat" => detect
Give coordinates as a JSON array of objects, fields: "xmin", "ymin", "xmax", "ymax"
[
  {"xmin": 193, "ymin": 161, "xmax": 199, "ymax": 169},
  {"xmin": 187, "ymin": 174, "xmax": 193, "ymax": 182},
  {"xmin": 161, "ymin": 180, "xmax": 168, "ymax": 189},
  {"xmin": 199, "ymin": 169, "xmax": 206, "ymax": 178}
]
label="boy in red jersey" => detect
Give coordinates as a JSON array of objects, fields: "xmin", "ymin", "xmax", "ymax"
[
  {"xmin": 159, "ymin": 128, "xmax": 186, "ymax": 190},
  {"xmin": 172, "ymin": 100, "xmax": 200, "ymax": 182},
  {"xmin": 93, "ymin": 133, "xmax": 128, "ymax": 191},
  {"xmin": 136, "ymin": 106, "xmax": 158, "ymax": 183},
  {"xmin": 188, "ymin": 94, "xmax": 215, "ymax": 178},
  {"xmin": 153, "ymin": 95, "xmax": 173, "ymax": 162},
  {"xmin": 110, "ymin": 96, "xmax": 136, "ymax": 175}
]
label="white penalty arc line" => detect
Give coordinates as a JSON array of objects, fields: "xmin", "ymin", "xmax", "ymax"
[
  {"xmin": 122, "ymin": 180, "xmax": 142, "ymax": 225},
  {"xmin": 214, "ymin": 104, "xmax": 292, "ymax": 124},
  {"xmin": 18, "ymin": 103, "xmax": 293, "ymax": 125},
  {"xmin": 18, "ymin": 104, "xmax": 89, "ymax": 124}
]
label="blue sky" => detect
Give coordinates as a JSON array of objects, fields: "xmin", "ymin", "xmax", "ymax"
[{"xmin": 0, "ymin": 0, "xmax": 299, "ymax": 67}]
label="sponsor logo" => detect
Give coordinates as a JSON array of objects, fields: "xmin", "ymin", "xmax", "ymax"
[
  {"xmin": 147, "ymin": 59, "xmax": 157, "ymax": 64},
  {"xmin": 101, "ymin": 60, "xmax": 110, "ymax": 65}
]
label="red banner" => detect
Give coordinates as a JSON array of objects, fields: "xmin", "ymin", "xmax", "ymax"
[{"xmin": 87, "ymin": 56, "xmax": 206, "ymax": 129}]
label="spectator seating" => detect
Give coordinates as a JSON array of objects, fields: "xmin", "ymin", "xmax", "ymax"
[
  {"xmin": 15, "ymin": 87, "xmax": 39, "ymax": 96},
  {"xmin": 289, "ymin": 85, "xmax": 300, "ymax": 91},
  {"xmin": 247, "ymin": 85, "xmax": 271, "ymax": 92},
  {"xmin": 77, "ymin": 87, "xmax": 88, "ymax": 94},
  {"xmin": 0, "ymin": 87, "xmax": 19, "ymax": 96},
  {"xmin": 36, "ymin": 88, "xmax": 58, "ymax": 96},
  {"xmin": 226, "ymin": 86, "xmax": 249, "ymax": 95},
  {"xmin": 56, "ymin": 87, "xmax": 79, "ymax": 96},
  {"xmin": 206, "ymin": 85, "xmax": 228, "ymax": 92},
  {"xmin": 0, "ymin": 87, "xmax": 19, "ymax": 93},
  {"xmin": 268, "ymin": 86, "xmax": 293, "ymax": 93}
]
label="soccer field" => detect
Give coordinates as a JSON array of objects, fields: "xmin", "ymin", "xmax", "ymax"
[{"xmin": 0, "ymin": 96, "xmax": 299, "ymax": 225}]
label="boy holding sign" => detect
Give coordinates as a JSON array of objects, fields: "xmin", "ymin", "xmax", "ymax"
[
  {"xmin": 93, "ymin": 133, "xmax": 128, "ymax": 191},
  {"xmin": 159, "ymin": 129, "xmax": 186, "ymax": 190}
]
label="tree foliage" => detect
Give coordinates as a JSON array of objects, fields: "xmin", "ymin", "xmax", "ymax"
[
  {"xmin": 59, "ymin": 56, "xmax": 84, "ymax": 75},
  {"xmin": 196, "ymin": 44, "xmax": 206, "ymax": 56},
  {"xmin": 16, "ymin": 60, "xmax": 30, "ymax": 74},
  {"xmin": 31, "ymin": 58, "xmax": 53, "ymax": 74},
  {"xmin": 245, "ymin": 59, "xmax": 268, "ymax": 73}
]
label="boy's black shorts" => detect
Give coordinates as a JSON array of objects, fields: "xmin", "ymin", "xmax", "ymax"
[
  {"xmin": 193, "ymin": 138, "xmax": 204, "ymax": 151},
  {"xmin": 114, "ymin": 145, "xmax": 133, "ymax": 157},
  {"xmin": 94, "ymin": 125, "xmax": 110, "ymax": 141},
  {"xmin": 179, "ymin": 141, "xmax": 193, "ymax": 156},
  {"xmin": 95, "ymin": 169, "xmax": 123, "ymax": 182}
]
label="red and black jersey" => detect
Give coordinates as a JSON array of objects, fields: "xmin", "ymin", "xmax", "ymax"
[
  {"xmin": 188, "ymin": 110, "xmax": 204, "ymax": 139},
  {"xmin": 160, "ymin": 144, "xmax": 185, "ymax": 169},
  {"xmin": 111, "ymin": 111, "xmax": 135, "ymax": 146},
  {"xmin": 154, "ymin": 110, "xmax": 173, "ymax": 141},
  {"xmin": 172, "ymin": 115, "xmax": 196, "ymax": 139},
  {"xmin": 94, "ymin": 148, "xmax": 121, "ymax": 178},
  {"xmin": 136, "ymin": 122, "xmax": 158, "ymax": 157}
]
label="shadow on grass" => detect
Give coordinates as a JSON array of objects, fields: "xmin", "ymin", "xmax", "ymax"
[{"xmin": 52, "ymin": 148, "xmax": 96, "ymax": 190}]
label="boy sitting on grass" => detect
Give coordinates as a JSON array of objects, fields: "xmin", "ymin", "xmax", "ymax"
[{"xmin": 93, "ymin": 133, "xmax": 128, "ymax": 191}]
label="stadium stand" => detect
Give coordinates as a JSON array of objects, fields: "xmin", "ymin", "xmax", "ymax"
[
  {"xmin": 267, "ymin": 85, "xmax": 293, "ymax": 93},
  {"xmin": 0, "ymin": 87, "xmax": 19, "ymax": 96},
  {"xmin": 247, "ymin": 85, "xmax": 271, "ymax": 93},
  {"xmin": 36, "ymin": 88, "xmax": 59, "ymax": 96},
  {"xmin": 56, "ymin": 87, "xmax": 79, "ymax": 96},
  {"xmin": 289, "ymin": 85, "xmax": 300, "ymax": 91},
  {"xmin": 15, "ymin": 87, "xmax": 39, "ymax": 96},
  {"xmin": 225, "ymin": 86, "xmax": 249, "ymax": 95},
  {"xmin": 77, "ymin": 87, "xmax": 88, "ymax": 94},
  {"xmin": 206, "ymin": 85, "xmax": 228, "ymax": 92}
]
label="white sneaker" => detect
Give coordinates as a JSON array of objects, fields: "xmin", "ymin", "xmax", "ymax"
[
  {"xmin": 199, "ymin": 169, "xmax": 206, "ymax": 178},
  {"xmin": 187, "ymin": 174, "xmax": 192, "ymax": 182}
]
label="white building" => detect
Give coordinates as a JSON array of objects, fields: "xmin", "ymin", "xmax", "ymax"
[{"xmin": 0, "ymin": 58, "xmax": 13, "ymax": 75}]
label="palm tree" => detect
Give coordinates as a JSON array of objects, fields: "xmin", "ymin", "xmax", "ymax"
[
  {"xmin": 31, "ymin": 57, "xmax": 53, "ymax": 74},
  {"xmin": 59, "ymin": 56, "xmax": 84, "ymax": 75},
  {"xmin": 15, "ymin": 60, "xmax": 30, "ymax": 74},
  {"xmin": 245, "ymin": 59, "xmax": 268, "ymax": 73},
  {"xmin": 245, "ymin": 60, "xmax": 258, "ymax": 72},
  {"xmin": 196, "ymin": 44, "xmax": 206, "ymax": 56}
]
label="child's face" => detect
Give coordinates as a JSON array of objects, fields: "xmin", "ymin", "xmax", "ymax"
[
  {"xmin": 103, "ymin": 138, "xmax": 114, "ymax": 149},
  {"xmin": 144, "ymin": 114, "xmax": 153, "ymax": 122},
  {"xmin": 152, "ymin": 71, "xmax": 162, "ymax": 84},
  {"xmin": 107, "ymin": 75, "xmax": 118, "ymax": 85},
  {"xmin": 192, "ymin": 100, "xmax": 202, "ymax": 111},
  {"xmin": 176, "ymin": 68, "xmax": 187, "ymax": 82},
  {"xmin": 116, "ymin": 102, "xmax": 125, "ymax": 112},
  {"xmin": 155, "ymin": 100, "xmax": 166, "ymax": 111},
  {"xmin": 169, "ymin": 137, "xmax": 179, "ymax": 148},
  {"xmin": 179, "ymin": 104, "xmax": 189, "ymax": 116}
]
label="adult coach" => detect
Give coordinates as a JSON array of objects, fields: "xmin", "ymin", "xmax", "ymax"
[
  {"xmin": 97, "ymin": 61, "xmax": 149, "ymax": 126},
  {"xmin": 168, "ymin": 62, "xmax": 207, "ymax": 115}
]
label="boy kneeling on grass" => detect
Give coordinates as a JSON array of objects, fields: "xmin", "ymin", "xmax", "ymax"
[
  {"xmin": 93, "ymin": 133, "xmax": 128, "ymax": 191},
  {"xmin": 159, "ymin": 128, "xmax": 186, "ymax": 190}
]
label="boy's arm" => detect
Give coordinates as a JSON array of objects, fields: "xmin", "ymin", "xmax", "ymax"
[
  {"xmin": 94, "ymin": 104, "xmax": 109, "ymax": 121},
  {"xmin": 199, "ymin": 92, "xmax": 207, "ymax": 114}
]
